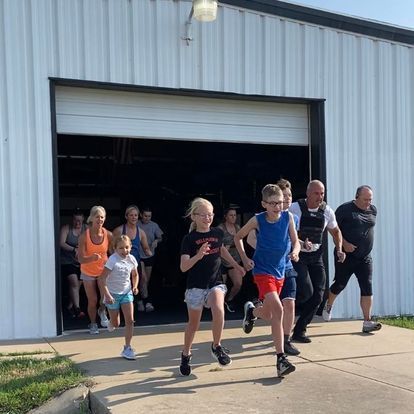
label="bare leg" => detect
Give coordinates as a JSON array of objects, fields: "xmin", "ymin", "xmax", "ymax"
[
  {"xmin": 361, "ymin": 295, "xmax": 373, "ymax": 321},
  {"xmin": 282, "ymin": 298, "xmax": 295, "ymax": 337},
  {"xmin": 207, "ymin": 288, "xmax": 226, "ymax": 346},
  {"xmin": 83, "ymin": 280, "xmax": 98, "ymax": 323},
  {"xmin": 183, "ymin": 308, "xmax": 203, "ymax": 355},
  {"xmin": 67, "ymin": 274, "xmax": 81, "ymax": 310},
  {"xmin": 107, "ymin": 308, "xmax": 120, "ymax": 328},
  {"xmin": 121, "ymin": 302, "xmax": 135, "ymax": 347},
  {"xmin": 226, "ymin": 268, "xmax": 243, "ymax": 302}
]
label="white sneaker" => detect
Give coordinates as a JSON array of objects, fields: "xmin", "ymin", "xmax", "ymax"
[
  {"xmin": 145, "ymin": 302, "xmax": 155, "ymax": 312},
  {"xmin": 362, "ymin": 320, "xmax": 382, "ymax": 333},
  {"xmin": 121, "ymin": 345, "xmax": 137, "ymax": 360},
  {"xmin": 137, "ymin": 300, "xmax": 145, "ymax": 312},
  {"xmin": 88, "ymin": 323, "xmax": 99, "ymax": 335},
  {"xmin": 322, "ymin": 303, "xmax": 332, "ymax": 322},
  {"xmin": 107, "ymin": 320, "xmax": 116, "ymax": 332},
  {"xmin": 98, "ymin": 308, "xmax": 109, "ymax": 328}
]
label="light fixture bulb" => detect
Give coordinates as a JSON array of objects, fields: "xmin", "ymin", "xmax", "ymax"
[{"xmin": 193, "ymin": 0, "xmax": 218, "ymax": 22}]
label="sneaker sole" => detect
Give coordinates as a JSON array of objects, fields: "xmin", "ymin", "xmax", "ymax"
[
  {"xmin": 362, "ymin": 324, "xmax": 382, "ymax": 333},
  {"xmin": 211, "ymin": 351, "xmax": 232, "ymax": 367},
  {"xmin": 122, "ymin": 354, "xmax": 137, "ymax": 360},
  {"xmin": 277, "ymin": 364, "xmax": 296, "ymax": 377},
  {"xmin": 242, "ymin": 302, "xmax": 256, "ymax": 334}
]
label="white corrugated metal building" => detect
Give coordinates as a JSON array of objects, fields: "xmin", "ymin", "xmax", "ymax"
[{"xmin": 0, "ymin": 0, "xmax": 413, "ymax": 339}]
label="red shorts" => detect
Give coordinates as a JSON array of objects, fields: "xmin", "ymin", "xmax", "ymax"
[{"xmin": 253, "ymin": 274, "xmax": 285, "ymax": 300}]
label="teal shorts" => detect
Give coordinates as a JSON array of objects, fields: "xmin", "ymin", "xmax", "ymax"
[{"xmin": 105, "ymin": 292, "xmax": 134, "ymax": 310}]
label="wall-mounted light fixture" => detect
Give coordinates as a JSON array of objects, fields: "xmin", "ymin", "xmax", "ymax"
[{"xmin": 183, "ymin": 0, "xmax": 218, "ymax": 45}]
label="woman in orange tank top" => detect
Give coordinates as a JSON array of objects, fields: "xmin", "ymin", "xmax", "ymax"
[{"xmin": 78, "ymin": 205, "xmax": 113, "ymax": 334}]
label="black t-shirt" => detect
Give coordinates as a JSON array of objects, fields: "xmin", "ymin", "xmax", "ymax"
[
  {"xmin": 335, "ymin": 201, "xmax": 377, "ymax": 259},
  {"xmin": 180, "ymin": 227, "xmax": 224, "ymax": 289}
]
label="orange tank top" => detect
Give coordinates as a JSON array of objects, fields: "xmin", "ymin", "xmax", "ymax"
[{"xmin": 80, "ymin": 228, "xmax": 109, "ymax": 277}]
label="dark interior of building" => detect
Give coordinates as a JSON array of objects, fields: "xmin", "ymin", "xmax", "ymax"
[{"xmin": 57, "ymin": 134, "xmax": 310, "ymax": 330}]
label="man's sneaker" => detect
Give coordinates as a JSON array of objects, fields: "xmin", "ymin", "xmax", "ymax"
[
  {"xmin": 121, "ymin": 345, "xmax": 137, "ymax": 360},
  {"xmin": 88, "ymin": 323, "xmax": 99, "ymax": 335},
  {"xmin": 291, "ymin": 332, "xmax": 312, "ymax": 343},
  {"xmin": 242, "ymin": 301, "xmax": 257, "ymax": 334},
  {"xmin": 145, "ymin": 302, "xmax": 155, "ymax": 312},
  {"xmin": 137, "ymin": 300, "xmax": 145, "ymax": 312},
  {"xmin": 284, "ymin": 340, "xmax": 300, "ymax": 356},
  {"xmin": 98, "ymin": 308, "xmax": 109, "ymax": 328},
  {"xmin": 322, "ymin": 303, "xmax": 332, "ymax": 322},
  {"xmin": 362, "ymin": 320, "xmax": 382, "ymax": 333},
  {"xmin": 179, "ymin": 353, "xmax": 192, "ymax": 376},
  {"xmin": 211, "ymin": 343, "xmax": 232, "ymax": 366},
  {"xmin": 107, "ymin": 320, "xmax": 116, "ymax": 332},
  {"xmin": 277, "ymin": 355, "xmax": 296, "ymax": 377}
]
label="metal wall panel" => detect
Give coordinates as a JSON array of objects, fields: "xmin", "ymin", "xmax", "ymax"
[{"xmin": 1, "ymin": 0, "xmax": 413, "ymax": 337}]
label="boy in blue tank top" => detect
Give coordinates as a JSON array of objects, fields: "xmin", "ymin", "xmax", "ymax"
[{"xmin": 234, "ymin": 184, "xmax": 300, "ymax": 377}]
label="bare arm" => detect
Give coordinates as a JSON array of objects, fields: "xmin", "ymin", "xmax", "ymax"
[
  {"xmin": 131, "ymin": 268, "xmax": 139, "ymax": 295},
  {"xmin": 234, "ymin": 217, "xmax": 258, "ymax": 271},
  {"xmin": 98, "ymin": 268, "xmax": 113, "ymax": 303},
  {"xmin": 328, "ymin": 226, "xmax": 346, "ymax": 262},
  {"xmin": 140, "ymin": 231, "xmax": 152, "ymax": 256},
  {"xmin": 220, "ymin": 246, "xmax": 246, "ymax": 277},
  {"xmin": 288, "ymin": 213, "xmax": 300, "ymax": 262},
  {"xmin": 180, "ymin": 242, "xmax": 210, "ymax": 273}
]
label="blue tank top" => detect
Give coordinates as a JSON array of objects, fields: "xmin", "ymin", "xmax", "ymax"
[
  {"xmin": 122, "ymin": 224, "xmax": 140, "ymax": 262},
  {"xmin": 253, "ymin": 211, "xmax": 290, "ymax": 279}
]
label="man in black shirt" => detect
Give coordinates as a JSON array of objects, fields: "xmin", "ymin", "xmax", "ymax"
[{"xmin": 322, "ymin": 185, "xmax": 381, "ymax": 333}]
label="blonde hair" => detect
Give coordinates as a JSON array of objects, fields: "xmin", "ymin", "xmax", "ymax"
[
  {"xmin": 125, "ymin": 204, "xmax": 139, "ymax": 219},
  {"xmin": 113, "ymin": 234, "xmax": 132, "ymax": 249},
  {"xmin": 185, "ymin": 197, "xmax": 213, "ymax": 232},
  {"xmin": 87, "ymin": 205, "xmax": 106, "ymax": 224},
  {"xmin": 261, "ymin": 184, "xmax": 282, "ymax": 201}
]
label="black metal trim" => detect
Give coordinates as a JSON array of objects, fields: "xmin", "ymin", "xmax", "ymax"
[
  {"xmin": 221, "ymin": 0, "xmax": 414, "ymax": 45},
  {"xmin": 50, "ymin": 80, "xmax": 63, "ymax": 336}
]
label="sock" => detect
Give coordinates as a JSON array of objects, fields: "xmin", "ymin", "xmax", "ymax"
[{"xmin": 284, "ymin": 334, "xmax": 290, "ymax": 342}]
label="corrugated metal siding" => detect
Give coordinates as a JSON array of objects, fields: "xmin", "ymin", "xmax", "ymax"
[{"xmin": 0, "ymin": 0, "xmax": 413, "ymax": 338}]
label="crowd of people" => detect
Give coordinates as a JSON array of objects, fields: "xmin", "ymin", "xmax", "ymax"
[{"xmin": 60, "ymin": 179, "xmax": 381, "ymax": 376}]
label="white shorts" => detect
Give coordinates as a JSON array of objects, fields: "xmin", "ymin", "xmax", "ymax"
[{"xmin": 184, "ymin": 284, "xmax": 227, "ymax": 310}]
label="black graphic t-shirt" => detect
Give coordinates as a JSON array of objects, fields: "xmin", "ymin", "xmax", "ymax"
[
  {"xmin": 180, "ymin": 227, "xmax": 224, "ymax": 289},
  {"xmin": 335, "ymin": 201, "xmax": 377, "ymax": 259}
]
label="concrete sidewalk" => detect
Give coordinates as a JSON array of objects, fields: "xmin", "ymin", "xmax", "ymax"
[{"xmin": 2, "ymin": 319, "xmax": 414, "ymax": 413}]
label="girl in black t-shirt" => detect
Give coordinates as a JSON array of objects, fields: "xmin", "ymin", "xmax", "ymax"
[{"xmin": 178, "ymin": 198, "xmax": 245, "ymax": 376}]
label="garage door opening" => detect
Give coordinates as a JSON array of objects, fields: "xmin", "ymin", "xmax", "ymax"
[{"xmin": 58, "ymin": 134, "xmax": 310, "ymax": 330}]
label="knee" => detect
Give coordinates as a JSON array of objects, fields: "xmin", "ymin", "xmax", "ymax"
[{"xmin": 330, "ymin": 282, "xmax": 345, "ymax": 296}]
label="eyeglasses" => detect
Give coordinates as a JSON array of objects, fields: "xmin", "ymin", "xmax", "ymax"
[
  {"xmin": 195, "ymin": 213, "xmax": 214, "ymax": 219},
  {"xmin": 263, "ymin": 201, "xmax": 283, "ymax": 207}
]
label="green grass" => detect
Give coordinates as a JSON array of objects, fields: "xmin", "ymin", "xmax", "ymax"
[
  {"xmin": 378, "ymin": 315, "xmax": 414, "ymax": 330},
  {"xmin": 0, "ymin": 354, "xmax": 89, "ymax": 414}
]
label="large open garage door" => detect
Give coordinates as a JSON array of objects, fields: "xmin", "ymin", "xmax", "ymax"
[{"xmin": 54, "ymin": 85, "xmax": 312, "ymax": 330}]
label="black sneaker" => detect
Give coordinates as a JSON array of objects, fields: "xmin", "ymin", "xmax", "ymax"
[
  {"xmin": 284, "ymin": 340, "xmax": 300, "ymax": 356},
  {"xmin": 179, "ymin": 353, "xmax": 192, "ymax": 376},
  {"xmin": 225, "ymin": 301, "xmax": 236, "ymax": 313},
  {"xmin": 276, "ymin": 355, "xmax": 296, "ymax": 377},
  {"xmin": 291, "ymin": 332, "xmax": 312, "ymax": 343},
  {"xmin": 211, "ymin": 344, "xmax": 232, "ymax": 366},
  {"xmin": 242, "ymin": 301, "xmax": 257, "ymax": 334}
]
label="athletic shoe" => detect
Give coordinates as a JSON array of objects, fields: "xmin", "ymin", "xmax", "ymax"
[
  {"xmin": 362, "ymin": 320, "xmax": 382, "ymax": 333},
  {"xmin": 121, "ymin": 345, "xmax": 137, "ymax": 360},
  {"xmin": 145, "ymin": 302, "xmax": 155, "ymax": 312},
  {"xmin": 107, "ymin": 320, "xmax": 116, "ymax": 332},
  {"xmin": 225, "ymin": 301, "xmax": 236, "ymax": 313},
  {"xmin": 322, "ymin": 303, "xmax": 332, "ymax": 322},
  {"xmin": 242, "ymin": 301, "xmax": 257, "ymax": 334},
  {"xmin": 291, "ymin": 333, "xmax": 312, "ymax": 343},
  {"xmin": 276, "ymin": 355, "xmax": 296, "ymax": 377},
  {"xmin": 211, "ymin": 343, "xmax": 232, "ymax": 366},
  {"xmin": 179, "ymin": 353, "xmax": 192, "ymax": 376},
  {"xmin": 88, "ymin": 323, "xmax": 99, "ymax": 335},
  {"xmin": 137, "ymin": 300, "xmax": 145, "ymax": 312},
  {"xmin": 98, "ymin": 308, "xmax": 109, "ymax": 328},
  {"xmin": 284, "ymin": 340, "xmax": 300, "ymax": 356}
]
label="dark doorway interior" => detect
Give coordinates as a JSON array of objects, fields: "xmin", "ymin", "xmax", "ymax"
[{"xmin": 58, "ymin": 135, "xmax": 309, "ymax": 330}]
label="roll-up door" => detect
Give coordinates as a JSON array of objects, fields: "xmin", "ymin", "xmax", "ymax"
[{"xmin": 55, "ymin": 86, "xmax": 309, "ymax": 146}]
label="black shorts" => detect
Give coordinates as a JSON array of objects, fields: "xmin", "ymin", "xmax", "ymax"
[
  {"xmin": 61, "ymin": 264, "xmax": 81, "ymax": 279},
  {"xmin": 141, "ymin": 256, "xmax": 155, "ymax": 267},
  {"xmin": 331, "ymin": 255, "xmax": 373, "ymax": 296}
]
